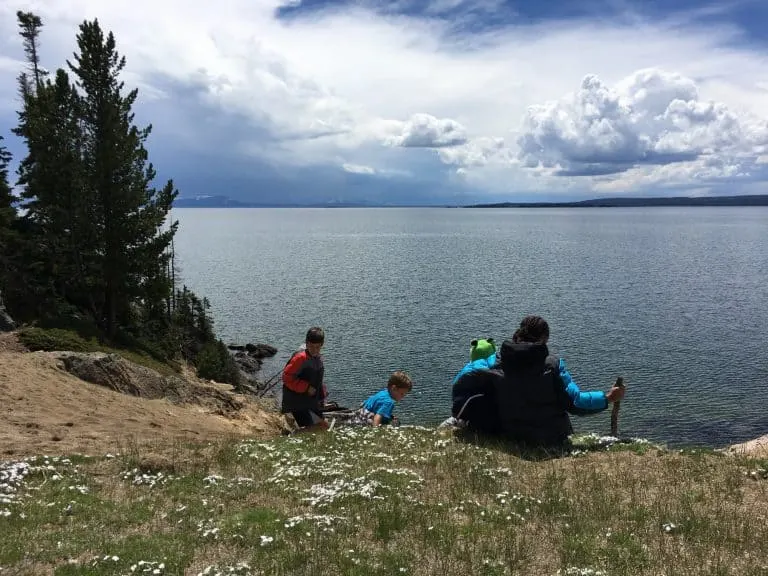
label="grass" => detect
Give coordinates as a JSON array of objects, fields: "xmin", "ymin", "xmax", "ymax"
[
  {"xmin": 18, "ymin": 327, "xmax": 180, "ymax": 376},
  {"xmin": 1, "ymin": 429, "xmax": 767, "ymax": 575}
]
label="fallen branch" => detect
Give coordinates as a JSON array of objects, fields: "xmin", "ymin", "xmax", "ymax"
[{"xmin": 610, "ymin": 376, "xmax": 625, "ymax": 437}]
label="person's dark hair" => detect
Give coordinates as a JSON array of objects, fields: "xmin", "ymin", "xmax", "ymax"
[
  {"xmin": 512, "ymin": 315, "xmax": 550, "ymax": 344},
  {"xmin": 305, "ymin": 326, "xmax": 325, "ymax": 344}
]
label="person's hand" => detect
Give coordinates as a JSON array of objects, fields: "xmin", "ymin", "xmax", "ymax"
[
  {"xmin": 606, "ymin": 385, "xmax": 625, "ymax": 403},
  {"xmin": 307, "ymin": 386, "xmax": 316, "ymax": 396}
]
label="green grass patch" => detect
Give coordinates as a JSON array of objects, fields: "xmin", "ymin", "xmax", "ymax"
[
  {"xmin": 18, "ymin": 326, "xmax": 179, "ymax": 375},
  {"xmin": 2, "ymin": 428, "xmax": 767, "ymax": 575}
]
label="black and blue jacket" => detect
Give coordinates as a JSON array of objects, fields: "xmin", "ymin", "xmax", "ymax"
[{"xmin": 451, "ymin": 340, "xmax": 608, "ymax": 445}]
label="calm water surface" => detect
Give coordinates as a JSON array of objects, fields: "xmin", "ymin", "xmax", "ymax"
[{"xmin": 173, "ymin": 207, "xmax": 768, "ymax": 448}]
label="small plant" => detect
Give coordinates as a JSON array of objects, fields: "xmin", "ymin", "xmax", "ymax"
[
  {"xmin": 18, "ymin": 327, "xmax": 90, "ymax": 352},
  {"xmin": 195, "ymin": 339, "xmax": 241, "ymax": 385}
]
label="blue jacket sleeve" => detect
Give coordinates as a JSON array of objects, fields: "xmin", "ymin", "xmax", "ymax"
[
  {"xmin": 559, "ymin": 359, "xmax": 608, "ymax": 415},
  {"xmin": 452, "ymin": 354, "xmax": 497, "ymax": 385}
]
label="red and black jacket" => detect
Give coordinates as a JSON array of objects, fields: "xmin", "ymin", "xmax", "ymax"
[{"xmin": 280, "ymin": 347, "xmax": 326, "ymax": 413}]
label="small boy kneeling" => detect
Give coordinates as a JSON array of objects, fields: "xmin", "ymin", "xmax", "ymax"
[{"xmin": 353, "ymin": 371, "xmax": 413, "ymax": 427}]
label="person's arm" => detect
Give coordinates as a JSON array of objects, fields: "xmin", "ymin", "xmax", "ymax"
[
  {"xmin": 282, "ymin": 352, "xmax": 311, "ymax": 394},
  {"xmin": 372, "ymin": 397, "xmax": 395, "ymax": 426},
  {"xmin": 558, "ymin": 359, "xmax": 609, "ymax": 415}
]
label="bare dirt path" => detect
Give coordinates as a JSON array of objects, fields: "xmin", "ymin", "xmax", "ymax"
[{"xmin": 0, "ymin": 335, "xmax": 283, "ymax": 457}]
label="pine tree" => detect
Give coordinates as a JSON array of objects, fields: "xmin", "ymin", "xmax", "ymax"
[
  {"xmin": 5, "ymin": 14, "xmax": 238, "ymax": 382},
  {"xmin": 67, "ymin": 19, "xmax": 178, "ymax": 337},
  {"xmin": 0, "ymin": 136, "xmax": 14, "ymax": 231},
  {"xmin": 13, "ymin": 11, "xmax": 91, "ymax": 321},
  {"xmin": 0, "ymin": 135, "xmax": 17, "ymax": 329},
  {"xmin": 0, "ymin": 134, "xmax": 16, "ymax": 295},
  {"xmin": 16, "ymin": 11, "xmax": 47, "ymax": 93}
]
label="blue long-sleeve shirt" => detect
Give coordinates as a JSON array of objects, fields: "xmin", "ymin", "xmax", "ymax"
[{"xmin": 558, "ymin": 358, "xmax": 608, "ymax": 415}]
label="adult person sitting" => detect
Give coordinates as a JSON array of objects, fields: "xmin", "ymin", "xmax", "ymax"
[{"xmin": 494, "ymin": 315, "xmax": 625, "ymax": 447}]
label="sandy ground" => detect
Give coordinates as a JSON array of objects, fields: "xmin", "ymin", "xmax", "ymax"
[{"xmin": 0, "ymin": 333, "xmax": 284, "ymax": 457}]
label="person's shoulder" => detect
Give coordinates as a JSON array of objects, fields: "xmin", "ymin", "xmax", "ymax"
[
  {"xmin": 372, "ymin": 388, "xmax": 394, "ymax": 402},
  {"xmin": 293, "ymin": 348, "xmax": 310, "ymax": 360},
  {"xmin": 544, "ymin": 352, "xmax": 563, "ymax": 368}
]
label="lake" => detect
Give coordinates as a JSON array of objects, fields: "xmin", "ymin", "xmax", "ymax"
[{"xmin": 173, "ymin": 207, "xmax": 768, "ymax": 448}]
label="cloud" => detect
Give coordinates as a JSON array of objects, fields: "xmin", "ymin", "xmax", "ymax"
[
  {"xmin": 589, "ymin": 152, "xmax": 768, "ymax": 195},
  {"xmin": 517, "ymin": 69, "xmax": 767, "ymax": 178},
  {"xmin": 342, "ymin": 162, "xmax": 376, "ymax": 174},
  {"xmin": 0, "ymin": 0, "xmax": 767, "ymax": 200},
  {"xmin": 383, "ymin": 113, "xmax": 467, "ymax": 147},
  {"xmin": 437, "ymin": 136, "xmax": 510, "ymax": 168}
]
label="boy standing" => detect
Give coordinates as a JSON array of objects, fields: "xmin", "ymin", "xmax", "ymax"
[{"xmin": 281, "ymin": 327, "xmax": 328, "ymax": 430}]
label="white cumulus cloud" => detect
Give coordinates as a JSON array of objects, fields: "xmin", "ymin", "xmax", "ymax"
[
  {"xmin": 517, "ymin": 68, "xmax": 768, "ymax": 179},
  {"xmin": 383, "ymin": 113, "xmax": 467, "ymax": 148}
]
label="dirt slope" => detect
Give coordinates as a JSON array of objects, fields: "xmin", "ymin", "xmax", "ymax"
[{"xmin": 0, "ymin": 340, "xmax": 284, "ymax": 457}]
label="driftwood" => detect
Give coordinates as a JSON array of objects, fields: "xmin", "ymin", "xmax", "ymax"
[{"xmin": 610, "ymin": 376, "xmax": 625, "ymax": 436}]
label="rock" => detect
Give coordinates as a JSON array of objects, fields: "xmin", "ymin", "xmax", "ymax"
[
  {"xmin": 221, "ymin": 342, "xmax": 279, "ymax": 395},
  {"xmin": 233, "ymin": 351, "xmax": 262, "ymax": 375},
  {"xmin": 727, "ymin": 434, "xmax": 768, "ymax": 459},
  {"xmin": 244, "ymin": 343, "xmax": 278, "ymax": 359},
  {"xmin": 226, "ymin": 342, "xmax": 278, "ymax": 389},
  {"xmin": 232, "ymin": 380, "xmax": 261, "ymax": 396},
  {"xmin": 50, "ymin": 351, "xmax": 245, "ymax": 415},
  {"xmin": 0, "ymin": 291, "xmax": 16, "ymax": 332},
  {"xmin": 228, "ymin": 342, "xmax": 278, "ymax": 359}
]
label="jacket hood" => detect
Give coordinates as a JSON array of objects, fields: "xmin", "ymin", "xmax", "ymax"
[{"xmin": 499, "ymin": 340, "xmax": 549, "ymax": 371}]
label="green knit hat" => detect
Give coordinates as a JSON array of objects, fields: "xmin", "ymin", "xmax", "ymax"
[{"xmin": 470, "ymin": 338, "xmax": 496, "ymax": 362}]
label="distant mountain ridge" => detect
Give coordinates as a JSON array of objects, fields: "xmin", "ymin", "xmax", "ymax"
[
  {"xmin": 466, "ymin": 194, "xmax": 768, "ymax": 208},
  {"xmin": 172, "ymin": 195, "xmax": 380, "ymax": 208},
  {"xmin": 172, "ymin": 194, "xmax": 768, "ymax": 208}
]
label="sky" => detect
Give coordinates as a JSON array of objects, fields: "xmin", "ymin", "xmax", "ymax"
[{"xmin": 0, "ymin": 0, "xmax": 767, "ymax": 205}]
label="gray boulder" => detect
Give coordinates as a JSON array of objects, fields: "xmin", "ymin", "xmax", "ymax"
[{"xmin": 50, "ymin": 351, "xmax": 245, "ymax": 415}]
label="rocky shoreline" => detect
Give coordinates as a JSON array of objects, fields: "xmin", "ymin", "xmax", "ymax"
[{"xmin": 227, "ymin": 342, "xmax": 280, "ymax": 395}]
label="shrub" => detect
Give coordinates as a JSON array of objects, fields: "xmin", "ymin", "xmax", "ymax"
[
  {"xmin": 195, "ymin": 339, "xmax": 241, "ymax": 385},
  {"xmin": 18, "ymin": 327, "xmax": 90, "ymax": 352}
]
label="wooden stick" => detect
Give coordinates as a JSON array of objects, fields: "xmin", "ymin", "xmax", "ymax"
[{"xmin": 610, "ymin": 376, "xmax": 625, "ymax": 437}]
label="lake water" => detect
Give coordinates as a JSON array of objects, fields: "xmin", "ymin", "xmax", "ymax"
[{"xmin": 173, "ymin": 207, "xmax": 768, "ymax": 448}]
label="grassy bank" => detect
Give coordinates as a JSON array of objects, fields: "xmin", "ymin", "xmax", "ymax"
[
  {"xmin": 1, "ymin": 428, "xmax": 767, "ymax": 576},
  {"xmin": 17, "ymin": 327, "xmax": 180, "ymax": 376}
]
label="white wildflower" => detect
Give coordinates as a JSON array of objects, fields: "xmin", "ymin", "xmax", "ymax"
[
  {"xmin": 259, "ymin": 535, "xmax": 274, "ymax": 547},
  {"xmin": 663, "ymin": 522, "xmax": 678, "ymax": 534}
]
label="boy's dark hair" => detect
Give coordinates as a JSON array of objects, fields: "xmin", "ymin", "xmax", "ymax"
[
  {"xmin": 512, "ymin": 315, "xmax": 550, "ymax": 344},
  {"xmin": 305, "ymin": 326, "xmax": 325, "ymax": 344},
  {"xmin": 388, "ymin": 371, "xmax": 413, "ymax": 391}
]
